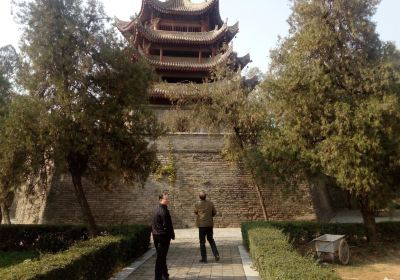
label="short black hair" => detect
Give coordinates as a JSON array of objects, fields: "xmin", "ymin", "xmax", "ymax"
[
  {"xmin": 159, "ymin": 192, "xmax": 169, "ymax": 200},
  {"xmin": 199, "ymin": 191, "xmax": 206, "ymax": 200}
]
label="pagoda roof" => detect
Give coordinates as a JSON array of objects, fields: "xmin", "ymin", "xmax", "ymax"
[
  {"xmin": 144, "ymin": 0, "xmax": 218, "ymax": 15},
  {"xmin": 137, "ymin": 0, "xmax": 223, "ymax": 26},
  {"xmin": 150, "ymin": 77, "xmax": 251, "ymax": 100},
  {"xmin": 151, "ymin": 82, "xmax": 198, "ymax": 98},
  {"xmin": 137, "ymin": 44, "xmax": 234, "ymax": 71},
  {"xmin": 235, "ymin": 53, "xmax": 252, "ymax": 69},
  {"xmin": 115, "ymin": 19, "xmax": 239, "ymax": 45}
]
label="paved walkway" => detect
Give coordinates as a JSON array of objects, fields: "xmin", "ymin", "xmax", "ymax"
[
  {"xmin": 125, "ymin": 229, "xmax": 255, "ymax": 280},
  {"xmin": 330, "ymin": 210, "xmax": 400, "ymax": 223}
]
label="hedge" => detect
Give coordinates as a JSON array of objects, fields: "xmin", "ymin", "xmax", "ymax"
[
  {"xmin": 246, "ymin": 227, "xmax": 340, "ymax": 280},
  {"xmin": 241, "ymin": 221, "xmax": 400, "ymax": 280},
  {"xmin": 0, "ymin": 225, "xmax": 88, "ymax": 252},
  {"xmin": 0, "ymin": 225, "xmax": 151, "ymax": 280},
  {"xmin": 242, "ymin": 221, "xmax": 400, "ymax": 246}
]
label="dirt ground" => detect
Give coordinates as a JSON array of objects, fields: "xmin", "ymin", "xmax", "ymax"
[
  {"xmin": 332, "ymin": 242, "xmax": 400, "ymax": 280},
  {"xmin": 298, "ymin": 242, "xmax": 400, "ymax": 280}
]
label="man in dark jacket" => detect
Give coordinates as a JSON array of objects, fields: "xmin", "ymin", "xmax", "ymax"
[
  {"xmin": 152, "ymin": 192, "xmax": 175, "ymax": 280},
  {"xmin": 194, "ymin": 191, "xmax": 220, "ymax": 263}
]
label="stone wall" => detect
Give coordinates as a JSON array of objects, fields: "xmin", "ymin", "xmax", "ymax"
[{"xmin": 13, "ymin": 134, "xmax": 316, "ymax": 228}]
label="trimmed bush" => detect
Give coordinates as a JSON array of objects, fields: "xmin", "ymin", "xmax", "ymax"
[
  {"xmin": 242, "ymin": 221, "xmax": 400, "ymax": 246},
  {"xmin": 0, "ymin": 225, "xmax": 88, "ymax": 252},
  {"xmin": 242, "ymin": 221, "xmax": 400, "ymax": 280},
  {"xmin": 0, "ymin": 225, "xmax": 151, "ymax": 280},
  {"xmin": 246, "ymin": 227, "xmax": 340, "ymax": 280},
  {"xmin": 0, "ymin": 251, "xmax": 39, "ymax": 268}
]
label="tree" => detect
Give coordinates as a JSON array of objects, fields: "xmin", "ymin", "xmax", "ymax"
[
  {"xmin": 15, "ymin": 0, "xmax": 162, "ymax": 236},
  {"xmin": 170, "ymin": 66, "xmax": 272, "ymax": 220},
  {"xmin": 0, "ymin": 44, "xmax": 20, "ymax": 224},
  {"xmin": 263, "ymin": 0, "xmax": 400, "ymax": 241},
  {"xmin": 0, "ymin": 95, "xmax": 49, "ymax": 224},
  {"xmin": 243, "ymin": 67, "xmax": 265, "ymax": 85},
  {"xmin": 0, "ymin": 45, "xmax": 18, "ymax": 97},
  {"xmin": 0, "ymin": 45, "xmax": 18, "ymax": 120}
]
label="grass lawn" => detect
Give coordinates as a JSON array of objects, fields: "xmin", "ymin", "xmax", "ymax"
[{"xmin": 0, "ymin": 251, "xmax": 40, "ymax": 270}]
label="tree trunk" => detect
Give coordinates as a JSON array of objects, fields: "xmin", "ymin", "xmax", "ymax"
[
  {"xmin": 308, "ymin": 173, "xmax": 335, "ymax": 222},
  {"xmin": 1, "ymin": 202, "xmax": 11, "ymax": 225},
  {"xmin": 251, "ymin": 170, "xmax": 269, "ymax": 221},
  {"xmin": 70, "ymin": 173, "xmax": 99, "ymax": 237},
  {"xmin": 359, "ymin": 197, "xmax": 378, "ymax": 242},
  {"xmin": 234, "ymin": 127, "xmax": 269, "ymax": 221}
]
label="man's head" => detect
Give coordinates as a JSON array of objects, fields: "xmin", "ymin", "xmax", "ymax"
[
  {"xmin": 159, "ymin": 192, "xmax": 170, "ymax": 206},
  {"xmin": 199, "ymin": 191, "xmax": 206, "ymax": 201}
]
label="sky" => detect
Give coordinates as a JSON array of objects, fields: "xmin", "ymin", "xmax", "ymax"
[{"xmin": 0, "ymin": 0, "xmax": 399, "ymax": 72}]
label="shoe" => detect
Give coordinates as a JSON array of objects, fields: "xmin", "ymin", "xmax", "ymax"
[
  {"xmin": 199, "ymin": 259, "xmax": 208, "ymax": 263},
  {"xmin": 215, "ymin": 255, "xmax": 220, "ymax": 262}
]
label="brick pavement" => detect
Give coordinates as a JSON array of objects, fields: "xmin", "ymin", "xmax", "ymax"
[{"xmin": 126, "ymin": 229, "xmax": 252, "ymax": 280}]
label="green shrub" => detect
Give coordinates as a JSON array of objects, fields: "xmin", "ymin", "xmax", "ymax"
[
  {"xmin": 0, "ymin": 251, "xmax": 40, "ymax": 268},
  {"xmin": 247, "ymin": 227, "xmax": 340, "ymax": 280},
  {"xmin": 242, "ymin": 221, "xmax": 400, "ymax": 246},
  {"xmin": 0, "ymin": 225, "xmax": 88, "ymax": 252},
  {"xmin": 0, "ymin": 225, "xmax": 151, "ymax": 280},
  {"xmin": 242, "ymin": 221, "xmax": 400, "ymax": 280}
]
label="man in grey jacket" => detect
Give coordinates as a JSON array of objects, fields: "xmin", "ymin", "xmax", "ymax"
[{"xmin": 194, "ymin": 191, "xmax": 220, "ymax": 263}]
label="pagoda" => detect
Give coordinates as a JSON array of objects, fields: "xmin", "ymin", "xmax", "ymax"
[{"xmin": 115, "ymin": 0, "xmax": 251, "ymax": 104}]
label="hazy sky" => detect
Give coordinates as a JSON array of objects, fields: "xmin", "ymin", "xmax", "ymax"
[{"xmin": 0, "ymin": 0, "xmax": 399, "ymax": 71}]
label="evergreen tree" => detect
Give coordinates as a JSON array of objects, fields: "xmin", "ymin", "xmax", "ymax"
[
  {"xmin": 15, "ymin": 0, "xmax": 162, "ymax": 236},
  {"xmin": 171, "ymin": 66, "xmax": 272, "ymax": 220},
  {"xmin": 0, "ymin": 95, "xmax": 49, "ymax": 224},
  {"xmin": 263, "ymin": 0, "xmax": 400, "ymax": 241},
  {"xmin": 0, "ymin": 44, "xmax": 20, "ymax": 224},
  {"xmin": 0, "ymin": 45, "xmax": 18, "ymax": 116}
]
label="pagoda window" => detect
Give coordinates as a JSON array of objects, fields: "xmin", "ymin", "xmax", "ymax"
[
  {"xmin": 149, "ymin": 49, "xmax": 160, "ymax": 56},
  {"xmin": 188, "ymin": 26, "xmax": 201, "ymax": 32},
  {"xmin": 159, "ymin": 25, "xmax": 173, "ymax": 31},
  {"xmin": 173, "ymin": 26, "xmax": 186, "ymax": 32},
  {"xmin": 163, "ymin": 50, "xmax": 199, "ymax": 58},
  {"xmin": 163, "ymin": 77, "xmax": 203, "ymax": 84},
  {"xmin": 202, "ymin": 51, "xmax": 212, "ymax": 58},
  {"xmin": 159, "ymin": 24, "xmax": 201, "ymax": 33}
]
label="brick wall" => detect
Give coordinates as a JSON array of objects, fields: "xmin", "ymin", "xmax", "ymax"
[{"xmin": 13, "ymin": 134, "xmax": 316, "ymax": 227}]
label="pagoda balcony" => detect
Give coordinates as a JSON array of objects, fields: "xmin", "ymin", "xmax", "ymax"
[
  {"xmin": 138, "ymin": 44, "xmax": 233, "ymax": 71},
  {"xmin": 141, "ymin": 21, "xmax": 237, "ymax": 45},
  {"xmin": 115, "ymin": 19, "xmax": 238, "ymax": 46}
]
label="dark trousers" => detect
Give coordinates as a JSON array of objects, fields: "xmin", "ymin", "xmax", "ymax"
[
  {"xmin": 199, "ymin": 227, "xmax": 219, "ymax": 261},
  {"xmin": 154, "ymin": 235, "xmax": 171, "ymax": 280}
]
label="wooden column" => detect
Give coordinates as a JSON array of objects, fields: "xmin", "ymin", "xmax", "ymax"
[
  {"xmin": 199, "ymin": 51, "xmax": 202, "ymax": 63},
  {"xmin": 160, "ymin": 48, "xmax": 163, "ymax": 62}
]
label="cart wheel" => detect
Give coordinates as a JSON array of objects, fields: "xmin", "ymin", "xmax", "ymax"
[
  {"xmin": 338, "ymin": 239, "xmax": 350, "ymax": 265},
  {"xmin": 329, "ymin": 252, "xmax": 335, "ymax": 262},
  {"xmin": 316, "ymin": 252, "xmax": 324, "ymax": 263}
]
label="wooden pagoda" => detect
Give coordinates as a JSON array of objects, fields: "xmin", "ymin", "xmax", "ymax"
[{"xmin": 116, "ymin": 0, "xmax": 251, "ymax": 104}]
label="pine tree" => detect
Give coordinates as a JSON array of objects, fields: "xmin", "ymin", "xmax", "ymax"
[
  {"xmin": 263, "ymin": 0, "xmax": 400, "ymax": 241},
  {"xmin": 15, "ymin": 0, "xmax": 163, "ymax": 236}
]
